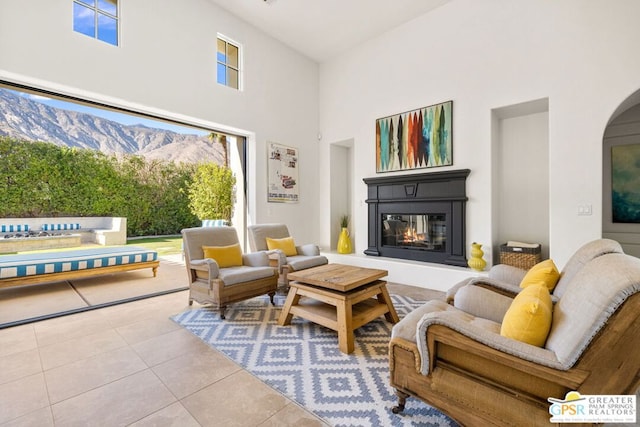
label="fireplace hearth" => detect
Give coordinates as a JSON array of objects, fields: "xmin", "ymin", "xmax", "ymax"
[{"xmin": 363, "ymin": 169, "xmax": 470, "ymax": 266}]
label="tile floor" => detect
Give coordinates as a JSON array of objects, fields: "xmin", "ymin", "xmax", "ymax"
[
  {"xmin": 0, "ymin": 260, "xmax": 441, "ymax": 427},
  {"xmin": 0, "ymin": 255, "xmax": 187, "ymax": 327}
]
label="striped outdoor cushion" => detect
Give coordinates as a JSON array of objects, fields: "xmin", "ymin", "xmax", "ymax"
[
  {"xmin": 201, "ymin": 219, "xmax": 228, "ymax": 227},
  {"xmin": 0, "ymin": 246, "xmax": 157, "ymax": 279},
  {"xmin": 42, "ymin": 223, "xmax": 81, "ymax": 231},
  {"xmin": 1, "ymin": 224, "xmax": 29, "ymax": 233}
]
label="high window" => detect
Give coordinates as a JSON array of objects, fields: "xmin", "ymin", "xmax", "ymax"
[
  {"xmin": 73, "ymin": 0, "xmax": 118, "ymax": 46},
  {"xmin": 217, "ymin": 35, "xmax": 240, "ymax": 90}
]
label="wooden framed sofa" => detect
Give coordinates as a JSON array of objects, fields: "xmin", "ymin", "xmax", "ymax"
[{"xmin": 389, "ymin": 240, "xmax": 640, "ymax": 426}]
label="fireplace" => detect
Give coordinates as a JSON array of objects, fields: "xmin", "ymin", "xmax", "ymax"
[{"xmin": 363, "ymin": 169, "xmax": 470, "ymax": 266}]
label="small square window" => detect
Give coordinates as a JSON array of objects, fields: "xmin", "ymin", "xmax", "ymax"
[
  {"xmin": 217, "ymin": 36, "xmax": 241, "ymax": 90},
  {"xmin": 73, "ymin": 0, "xmax": 118, "ymax": 46}
]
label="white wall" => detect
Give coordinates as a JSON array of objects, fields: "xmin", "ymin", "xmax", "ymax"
[
  {"xmin": 3, "ymin": 0, "xmax": 640, "ymax": 290},
  {"xmin": 0, "ymin": 0, "xmax": 321, "ymax": 246},
  {"xmin": 318, "ymin": 0, "xmax": 640, "ymax": 287}
]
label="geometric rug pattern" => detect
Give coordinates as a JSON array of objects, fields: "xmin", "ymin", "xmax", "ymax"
[{"xmin": 172, "ymin": 294, "xmax": 458, "ymax": 427}]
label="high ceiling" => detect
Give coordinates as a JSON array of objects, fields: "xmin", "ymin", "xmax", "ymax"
[{"xmin": 206, "ymin": 0, "xmax": 451, "ymax": 62}]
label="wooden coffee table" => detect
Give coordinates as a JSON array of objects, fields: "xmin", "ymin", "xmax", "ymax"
[{"xmin": 278, "ymin": 264, "xmax": 399, "ymax": 354}]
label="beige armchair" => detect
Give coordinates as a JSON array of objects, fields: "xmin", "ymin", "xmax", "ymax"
[
  {"xmin": 182, "ymin": 226, "xmax": 278, "ymax": 319},
  {"xmin": 389, "ymin": 240, "xmax": 640, "ymax": 426},
  {"xmin": 247, "ymin": 223, "xmax": 328, "ymax": 288}
]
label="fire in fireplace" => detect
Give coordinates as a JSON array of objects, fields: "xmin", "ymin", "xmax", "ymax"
[
  {"xmin": 382, "ymin": 214, "xmax": 446, "ymax": 251},
  {"xmin": 364, "ymin": 169, "xmax": 470, "ymax": 267}
]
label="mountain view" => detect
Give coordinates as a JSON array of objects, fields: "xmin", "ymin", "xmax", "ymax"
[{"xmin": 0, "ymin": 88, "xmax": 224, "ymax": 164}]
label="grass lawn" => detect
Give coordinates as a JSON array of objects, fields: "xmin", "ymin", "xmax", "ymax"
[
  {"xmin": 127, "ymin": 236, "xmax": 183, "ymax": 256},
  {"xmin": 6, "ymin": 235, "xmax": 183, "ymax": 256}
]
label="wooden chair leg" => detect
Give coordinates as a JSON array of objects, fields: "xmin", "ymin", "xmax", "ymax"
[
  {"xmin": 268, "ymin": 291, "xmax": 276, "ymax": 305},
  {"xmin": 391, "ymin": 389, "xmax": 409, "ymax": 414}
]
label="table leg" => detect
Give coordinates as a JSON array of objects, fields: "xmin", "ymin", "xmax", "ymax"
[
  {"xmin": 278, "ymin": 286, "xmax": 301, "ymax": 326},
  {"xmin": 336, "ymin": 299, "xmax": 354, "ymax": 353},
  {"xmin": 377, "ymin": 285, "xmax": 400, "ymax": 323}
]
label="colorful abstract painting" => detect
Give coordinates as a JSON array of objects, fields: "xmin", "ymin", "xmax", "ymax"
[
  {"xmin": 376, "ymin": 100, "xmax": 452, "ymax": 173},
  {"xmin": 612, "ymin": 143, "xmax": 640, "ymax": 223}
]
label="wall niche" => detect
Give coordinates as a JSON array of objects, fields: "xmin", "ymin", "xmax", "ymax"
[{"xmin": 491, "ymin": 98, "xmax": 550, "ymax": 262}]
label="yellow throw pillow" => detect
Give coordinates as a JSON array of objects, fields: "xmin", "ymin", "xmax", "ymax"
[
  {"xmin": 519, "ymin": 259, "xmax": 560, "ymax": 291},
  {"xmin": 500, "ymin": 284, "xmax": 553, "ymax": 347},
  {"xmin": 202, "ymin": 243, "xmax": 242, "ymax": 268},
  {"xmin": 266, "ymin": 237, "xmax": 297, "ymax": 256}
]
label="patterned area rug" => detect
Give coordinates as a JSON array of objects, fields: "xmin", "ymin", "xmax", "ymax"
[{"xmin": 172, "ymin": 294, "xmax": 457, "ymax": 427}]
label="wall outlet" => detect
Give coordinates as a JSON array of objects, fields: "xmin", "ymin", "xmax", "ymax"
[{"xmin": 577, "ymin": 204, "xmax": 592, "ymax": 216}]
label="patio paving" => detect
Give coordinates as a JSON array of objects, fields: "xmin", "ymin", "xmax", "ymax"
[{"xmin": 0, "ymin": 254, "xmax": 187, "ymax": 328}]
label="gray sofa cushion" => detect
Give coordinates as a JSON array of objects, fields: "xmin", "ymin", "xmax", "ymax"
[
  {"xmin": 183, "ymin": 226, "xmax": 239, "ymax": 260},
  {"xmin": 453, "ymin": 285, "xmax": 514, "ymax": 323},
  {"xmin": 553, "ymin": 238, "xmax": 623, "ymax": 298},
  {"xmin": 408, "ymin": 300, "xmax": 561, "ymax": 375},
  {"xmin": 242, "ymin": 251, "xmax": 270, "ymax": 267},
  {"xmin": 391, "ymin": 301, "xmax": 447, "ymax": 342},
  {"xmin": 247, "ymin": 224, "xmax": 290, "ymax": 251},
  {"xmin": 488, "ymin": 263, "xmax": 528, "ymax": 284},
  {"xmin": 445, "ymin": 267, "xmax": 526, "ymax": 303},
  {"xmin": 218, "ymin": 265, "xmax": 276, "ymax": 286},
  {"xmin": 296, "ymin": 243, "xmax": 321, "ymax": 256},
  {"xmin": 286, "ymin": 255, "xmax": 328, "ymax": 271},
  {"xmin": 545, "ymin": 253, "xmax": 640, "ymax": 367}
]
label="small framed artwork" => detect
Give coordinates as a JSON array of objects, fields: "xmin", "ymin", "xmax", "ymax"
[
  {"xmin": 268, "ymin": 142, "xmax": 299, "ymax": 203},
  {"xmin": 611, "ymin": 143, "xmax": 640, "ymax": 223},
  {"xmin": 376, "ymin": 100, "xmax": 452, "ymax": 173}
]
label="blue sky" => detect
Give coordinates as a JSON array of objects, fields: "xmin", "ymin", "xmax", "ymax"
[{"xmin": 16, "ymin": 90, "xmax": 208, "ymax": 136}]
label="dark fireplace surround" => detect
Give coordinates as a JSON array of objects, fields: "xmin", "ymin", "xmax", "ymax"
[{"xmin": 363, "ymin": 169, "xmax": 470, "ymax": 267}]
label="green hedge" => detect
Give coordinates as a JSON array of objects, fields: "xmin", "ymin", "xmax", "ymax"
[
  {"xmin": 188, "ymin": 162, "xmax": 236, "ymax": 222},
  {"xmin": 0, "ymin": 137, "xmax": 204, "ymax": 236}
]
